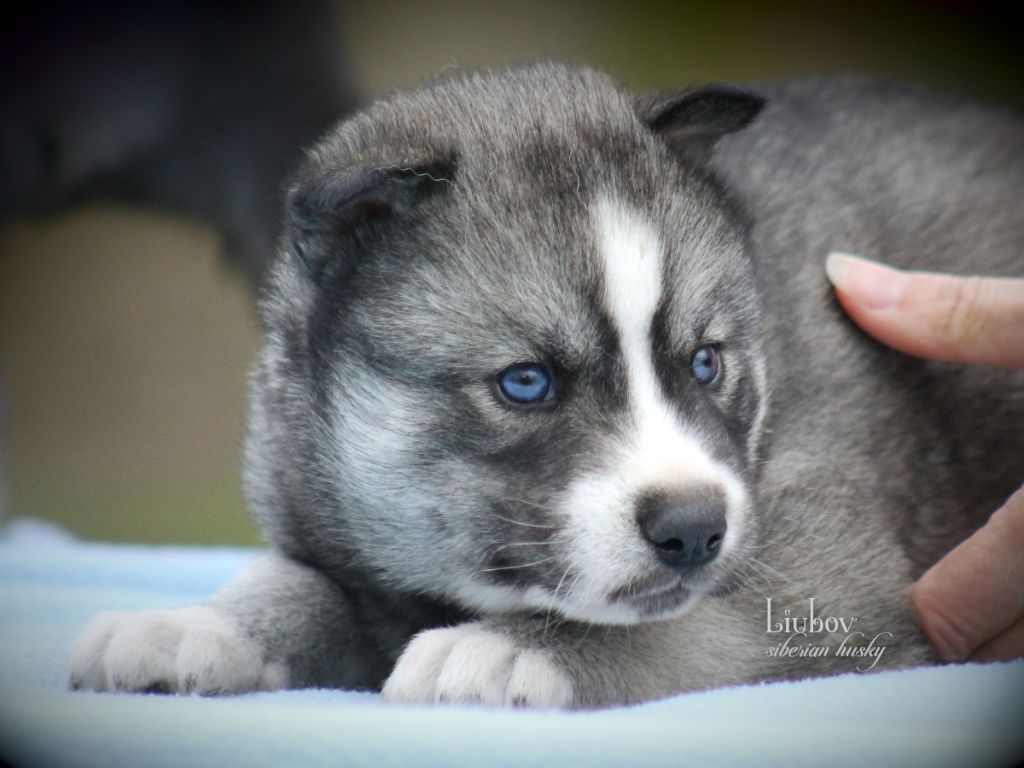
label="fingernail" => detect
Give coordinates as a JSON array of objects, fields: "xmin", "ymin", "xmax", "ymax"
[{"xmin": 826, "ymin": 252, "xmax": 906, "ymax": 310}]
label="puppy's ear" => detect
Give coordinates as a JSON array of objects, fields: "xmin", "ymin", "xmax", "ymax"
[
  {"xmin": 636, "ymin": 86, "xmax": 764, "ymax": 166},
  {"xmin": 284, "ymin": 160, "xmax": 454, "ymax": 280}
]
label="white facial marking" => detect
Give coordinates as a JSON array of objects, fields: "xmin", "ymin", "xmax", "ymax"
[
  {"xmin": 748, "ymin": 353, "xmax": 769, "ymax": 466},
  {"xmin": 548, "ymin": 197, "xmax": 749, "ymax": 622}
]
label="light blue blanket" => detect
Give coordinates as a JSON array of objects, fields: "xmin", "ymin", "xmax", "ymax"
[{"xmin": 1, "ymin": 519, "xmax": 1021, "ymax": 768}]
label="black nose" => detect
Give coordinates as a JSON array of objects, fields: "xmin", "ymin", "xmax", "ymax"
[{"xmin": 637, "ymin": 491, "xmax": 727, "ymax": 571}]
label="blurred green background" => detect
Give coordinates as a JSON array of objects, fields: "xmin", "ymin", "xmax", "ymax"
[{"xmin": 1, "ymin": 0, "xmax": 1020, "ymax": 545}]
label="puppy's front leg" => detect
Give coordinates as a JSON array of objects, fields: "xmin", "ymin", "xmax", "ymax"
[
  {"xmin": 381, "ymin": 612, "xmax": 735, "ymax": 709},
  {"xmin": 69, "ymin": 551, "xmax": 423, "ymax": 694},
  {"xmin": 382, "ymin": 619, "xmax": 574, "ymax": 708}
]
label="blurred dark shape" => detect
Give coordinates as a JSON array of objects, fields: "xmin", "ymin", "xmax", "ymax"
[{"xmin": 0, "ymin": 0, "xmax": 358, "ymax": 286}]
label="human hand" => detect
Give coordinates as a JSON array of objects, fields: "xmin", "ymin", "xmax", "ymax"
[{"xmin": 825, "ymin": 252, "xmax": 1024, "ymax": 662}]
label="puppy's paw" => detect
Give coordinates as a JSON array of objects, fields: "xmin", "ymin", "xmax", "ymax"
[
  {"xmin": 381, "ymin": 623, "xmax": 573, "ymax": 709},
  {"xmin": 68, "ymin": 606, "xmax": 288, "ymax": 695}
]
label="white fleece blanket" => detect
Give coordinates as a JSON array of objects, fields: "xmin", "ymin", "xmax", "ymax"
[{"xmin": 0, "ymin": 519, "xmax": 1021, "ymax": 768}]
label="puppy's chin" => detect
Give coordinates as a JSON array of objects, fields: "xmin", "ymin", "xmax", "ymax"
[
  {"xmin": 545, "ymin": 580, "xmax": 697, "ymax": 626},
  {"xmin": 569, "ymin": 561, "xmax": 748, "ymax": 624}
]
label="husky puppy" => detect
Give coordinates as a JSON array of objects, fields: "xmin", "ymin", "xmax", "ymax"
[{"xmin": 69, "ymin": 64, "xmax": 1023, "ymax": 708}]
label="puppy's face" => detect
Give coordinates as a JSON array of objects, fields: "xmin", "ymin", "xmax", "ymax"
[{"xmin": 259, "ymin": 66, "xmax": 767, "ymax": 624}]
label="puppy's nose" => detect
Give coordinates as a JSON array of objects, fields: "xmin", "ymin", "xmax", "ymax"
[{"xmin": 637, "ymin": 491, "xmax": 727, "ymax": 571}]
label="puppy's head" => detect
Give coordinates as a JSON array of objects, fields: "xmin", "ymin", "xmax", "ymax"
[{"xmin": 248, "ymin": 64, "xmax": 767, "ymax": 624}]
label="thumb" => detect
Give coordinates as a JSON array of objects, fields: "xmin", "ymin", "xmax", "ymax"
[
  {"xmin": 908, "ymin": 486, "xmax": 1024, "ymax": 661},
  {"xmin": 825, "ymin": 253, "xmax": 1024, "ymax": 368}
]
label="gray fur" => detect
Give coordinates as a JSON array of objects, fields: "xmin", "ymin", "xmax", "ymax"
[{"xmin": 69, "ymin": 64, "xmax": 1023, "ymax": 708}]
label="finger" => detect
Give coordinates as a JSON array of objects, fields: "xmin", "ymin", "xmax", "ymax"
[
  {"xmin": 825, "ymin": 253, "xmax": 1024, "ymax": 368},
  {"xmin": 970, "ymin": 615, "xmax": 1024, "ymax": 662},
  {"xmin": 908, "ymin": 486, "xmax": 1024, "ymax": 661}
]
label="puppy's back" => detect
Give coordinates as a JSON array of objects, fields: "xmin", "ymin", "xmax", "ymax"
[{"xmin": 713, "ymin": 77, "xmax": 1024, "ymax": 571}]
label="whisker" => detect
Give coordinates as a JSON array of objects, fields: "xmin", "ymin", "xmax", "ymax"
[
  {"xmin": 495, "ymin": 497, "xmax": 562, "ymax": 514},
  {"xmin": 479, "ymin": 555, "xmax": 559, "ymax": 573},
  {"xmin": 733, "ymin": 570, "xmax": 769, "ymax": 598},
  {"xmin": 486, "ymin": 538, "xmax": 569, "ymax": 554},
  {"xmin": 578, "ymin": 619, "xmax": 595, "ymax": 645},
  {"xmin": 553, "ymin": 565, "xmax": 573, "ymax": 599},
  {"xmin": 749, "ymin": 557, "xmax": 791, "ymax": 585},
  {"xmin": 544, "ymin": 563, "xmax": 574, "ymax": 639},
  {"xmin": 492, "ymin": 513, "xmax": 559, "ymax": 530},
  {"xmin": 745, "ymin": 536, "xmax": 790, "ymax": 552}
]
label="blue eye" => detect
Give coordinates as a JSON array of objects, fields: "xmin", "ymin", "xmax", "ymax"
[
  {"xmin": 496, "ymin": 363, "xmax": 553, "ymax": 405},
  {"xmin": 691, "ymin": 345, "xmax": 720, "ymax": 385}
]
